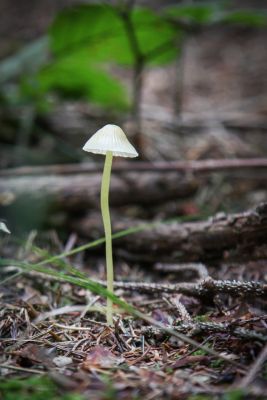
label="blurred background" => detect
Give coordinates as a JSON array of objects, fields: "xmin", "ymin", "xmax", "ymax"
[{"xmin": 0, "ymin": 0, "xmax": 266, "ymax": 236}]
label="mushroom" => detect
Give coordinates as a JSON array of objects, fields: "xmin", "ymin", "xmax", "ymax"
[{"xmin": 83, "ymin": 124, "xmax": 138, "ymax": 325}]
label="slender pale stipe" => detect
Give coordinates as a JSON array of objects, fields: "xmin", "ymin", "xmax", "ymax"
[
  {"xmin": 100, "ymin": 151, "xmax": 114, "ymax": 325},
  {"xmin": 83, "ymin": 124, "xmax": 138, "ymax": 326}
]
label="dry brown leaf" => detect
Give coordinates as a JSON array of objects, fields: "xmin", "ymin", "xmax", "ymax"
[
  {"xmin": 82, "ymin": 345, "xmax": 123, "ymax": 370},
  {"xmin": 16, "ymin": 343, "xmax": 54, "ymax": 368}
]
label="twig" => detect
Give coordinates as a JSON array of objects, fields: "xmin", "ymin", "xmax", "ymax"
[
  {"xmin": 34, "ymin": 305, "xmax": 106, "ymax": 323},
  {"xmin": 53, "ymin": 322, "xmax": 106, "ymax": 330},
  {"xmin": 5, "ymin": 262, "xmax": 267, "ymax": 301},
  {"xmin": 141, "ymin": 321, "xmax": 267, "ymax": 343},
  {"xmin": 167, "ymin": 296, "xmax": 192, "ymax": 321},
  {"xmin": 1, "ymin": 158, "xmax": 267, "ymax": 177},
  {"xmin": 154, "ymin": 262, "xmax": 209, "ymax": 279},
  {"xmin": 0, "ymin": 364, "xmax": 45, "ymax": 375},
  {"xmin": 101, "ymin": 278, "xmax": 267, "ymax": 299},
  {"xmin": 7, "ymin": 268, "xmax": 267, "ymax": 301}
]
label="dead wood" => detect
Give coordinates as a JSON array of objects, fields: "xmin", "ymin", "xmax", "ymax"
[
  {"xmin": 97, "ymin": 277, "xmax": 267, "ymax": 300},
  {"xmin": 0, "ymin": 172, "xmax": 198, "ymax": 211},
  {"xmin": 76, "ymin": 203, "xmax": 267, "ymax": 262},
  {"xmin": 141, "ymin": 321, "xmax": 267, "ymax": 342},
  {"xmin": 1, "ymin": 158, "xmax": 267, "ymax": 176}
]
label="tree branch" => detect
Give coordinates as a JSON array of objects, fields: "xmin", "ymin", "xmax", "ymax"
[
  {"xmin": 99, "ymin": 277, "xmax": 267, "ymax": 300},
  {"xmin": 141, "ymin": 320, "xmax": 267, "ymax": 343},
  {"xmin": 1, "ymin": 158, "xmax": 267, "ymax": 177}
]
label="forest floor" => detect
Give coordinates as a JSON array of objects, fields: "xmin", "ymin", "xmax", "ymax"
[{"xmin": 1, "ymin": 199, "xmax": 267, "ymax": 399}]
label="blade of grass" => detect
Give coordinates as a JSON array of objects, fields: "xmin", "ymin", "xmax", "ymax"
[
  {"xmin": 38, "ymin": 224, "xmax": 149, "ymax": 265},
  {"xmin": 0, "ymin": 224, "xmax": 148, "ymax": 284},
  {"xmin": 3, "ymin": 214, "xmax": 204, "ymax": 284}
]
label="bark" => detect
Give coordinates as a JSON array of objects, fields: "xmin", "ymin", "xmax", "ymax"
[
  {"xmin": 0, "ymin": 172, "xmax": 198, "ymax": 211},
  {"xmin": 75, "ymin": 203, "xmax": 267, "ymax": 262},
  {"xmin": 107, "ymin": 277, "xmax": 267, "ymax": 299},
  {"xmin": 141, "ymin": 321, "xmax": 267, "ymax": 343}
]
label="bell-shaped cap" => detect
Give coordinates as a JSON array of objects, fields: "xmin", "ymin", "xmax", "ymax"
[{"xmin": 83, "ymin": 124, "xmax": 138, "ymax": 158}]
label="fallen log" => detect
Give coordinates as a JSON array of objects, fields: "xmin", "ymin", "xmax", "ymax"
[
  {"xmin": 75, "ymin": 203, "xmax": 267, "ymax": 263},
  {"xmin": 0, "ymin": 172, "xmax": 198, "ymax": 211},
  {"xmin": 1, "ymin": 158, "xmax": 266, "ymax": 215}
]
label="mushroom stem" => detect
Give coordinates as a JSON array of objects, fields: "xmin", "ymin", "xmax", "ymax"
[
  {"xmin": 100, "ymin": 150, "xmax": 114, "ymax": 326},
  {"xmin": 82, "ymin": 124, "xmax": 138, "ymax": 325}
]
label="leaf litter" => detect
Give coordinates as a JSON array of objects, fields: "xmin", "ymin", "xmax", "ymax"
[{"xmin": 1, "ymin": 235, "xmax": 267, "ymax": 400}]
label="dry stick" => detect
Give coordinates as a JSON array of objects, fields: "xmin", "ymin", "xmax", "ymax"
[
  {"xmin": 5, "ymin": 267, "xmax": 267, "ymax": 300},
  {"xmin": 53, "ymin": 323, "xmax": 98, "ymax": 331},
  {"xmin": 99, "ymin": 278, "xmax": 267, "ymax": 299},
  {"xmin": 0, "ymin": 364, "xmax": 45, "ymax": 375},
  {"xmin": 155, "ymin": 262, "xmax": 209, "ymax": 279},
  {"xmin": 238, "ymin": 344, "xmax": 267, "ymax": 388},
  {"xmin": 7, "ymin": 268, "xmax": 267, "ymax": 300},
  {"xmin": 1, "ymin": 158, "xmax": 267, "ymax": 176},
  {"xmin": 166, "ymin": 296, "xmax": 192, "ymax": 321},
  {"xmin": 238, "ymin": 315, "xmax": 267, "ymax": 326},
  {"xmin": 141, "ymin": 321, "xmax": 267, "ymax": 343}
]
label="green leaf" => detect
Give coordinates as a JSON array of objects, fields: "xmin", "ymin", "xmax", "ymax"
[
  {"xmin": 43, "ymin": 4, "xmax": 181, "ymax": 107},
  {"xmin": 166, "ymin": 4, "xmax": 267, "ymax": 28},
  {"xmin": 37, "ymin": 51, "xmax": 128, "ymax": 109},
  {"xmin": 50, "ymin": 4, "xmax": 121, "ymax": 56},
  {"xmin": 50, "ymin": 4, "xmax": 133, "ymax": 64},
  {"xmin": 50, "ymin": 4, "xmax": 178, "ymax": 65},
  {"xmin": 223, "ymin": 10, "xmax": 267, "ymax": 27},
  {"xmin": 165, "ymin": 4, "xmax": 221, "ymax": 24},
  {"xmin": 131, "ymin": 7, "xmax": 178, "ymax": 64},
  {"xmin": 3, "ymin": 4, "xmax": 181, "ymax": 111}
]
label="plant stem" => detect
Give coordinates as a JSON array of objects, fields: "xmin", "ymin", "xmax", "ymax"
[
  {"xmin": 101, "ymin": 151, "xmax": 114, "ymax": 326},
  {"xmin": 119, "ymin": 7, "xmax": 144, "ymax": 156}
]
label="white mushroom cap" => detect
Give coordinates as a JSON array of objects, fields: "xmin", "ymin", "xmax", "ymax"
[{"xmin": 83, "ymin": 124, "xmax": 138, "ymax": 158}]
